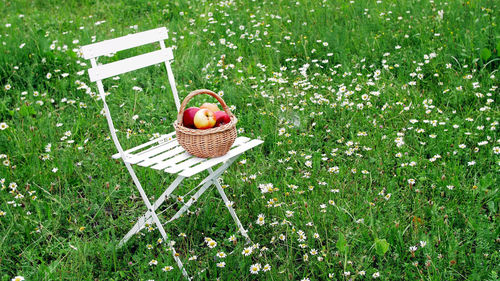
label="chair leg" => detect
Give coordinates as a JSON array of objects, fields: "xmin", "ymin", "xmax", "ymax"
[
  {"xmin": 208, "ymin": 168, "xmax": 252, "ymax": 244},
  {"xmin": 119, "ymin": 214, "xmax": 154, "ymax": 248},
  {"xmin": 119, "ymin": 176, "xmax": 185, "ymax": 247},
  {"xmin": 167, "ymin": 177, "xmax": 213, "ymax": 223},
  {"xmin": 166, "ymin": 159, "xmax": 236, "ymax": 224},
  {"xmin": 123, "ymin": 162, "xmax": 191, "ymax": 280}
]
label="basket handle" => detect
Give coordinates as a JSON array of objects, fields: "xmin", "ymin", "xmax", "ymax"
[{"xmin": 176, "ymin": 89, "xmax": 234, "ymax": 125}]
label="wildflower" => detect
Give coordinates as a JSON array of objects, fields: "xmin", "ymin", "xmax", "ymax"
[
  {"xmin": 228, "ymin": 235, "xmax": 237, "ymax": 242},
  {"xmin": 207, "ymin": 240, "xmax": 217, "ymax": 248},
  {"xmin": 242, "ymin": 246, "xmax": 253, "ymax": 256},
  {"xmin": 420, "ymin": 241, "xmax": 427, "ymax": 247},
  {"xmin": 149, "ymin": 259, "xmax": 158, "ymax": 266},
  {"xmin": 328, "ymin": 166, "xmax": 339, "ymax": 174},
  {"xmin": 52, "ymin": 167, "xmax": 58, "ymax": 173},
  {"xmin": 373, "ymin": 272, "xmax": 380, "ymax": 278},
  {"xmin": 162, "ymin": 265, "xmax": 173, "ymax": 272},
  {"xmin": 256, "ymin": 214, "xmax": 265, "ymax": 226},
  {"xmin": 493, "ymin": 147, "xmax": 500, "ymax": 154},
  {"xmin": 4, "ymin": 84, "xmax": 11, "ymax": 91},
  {"xmin": 216, "ymin": 262, "xmax": 226, "ymax": 268},
  {"xmin": 249, "ymin": 263, "xmax": 261, "ymax": 274},
  {"xmin": 477, "ymin": 141, "xmax": 488, "ymax": 146},
  {"xmin": 262, "ymin": 264, "xmax": 271, "ymax": 272},
  {"xmin": 259, "ymin": 183, "xmax": 274, "ymax": 194},
  {"xmin": 216, "ymin": 252, "xmax": 226, "ymax": 258},
  {"xmin": 11, "ymin": 277, "xmax": 25, "ymax": 281},
  {"xmin": 0, "ymin": 122, "xmax": 9, "ymax": 130}
]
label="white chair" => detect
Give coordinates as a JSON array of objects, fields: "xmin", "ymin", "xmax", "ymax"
[{"xmin": 80, "ymin": 27, "xmax": 263, "ymax": 280}]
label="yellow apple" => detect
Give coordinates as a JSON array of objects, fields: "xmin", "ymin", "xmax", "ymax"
[
  {"xmin": 193, "ymin": 109, "xmax": 216, "ymax": 129},
  {"xmin": 200, "ymin": 103, "xmax": 220, "ymax": 113}
]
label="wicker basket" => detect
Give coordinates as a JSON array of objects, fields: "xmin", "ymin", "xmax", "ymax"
[{"xmin": 173, "ymin": 89, "xmax": 237, "ymax": 158}]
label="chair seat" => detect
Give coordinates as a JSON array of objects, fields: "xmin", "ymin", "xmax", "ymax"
[{"xmin": 112, "ymin": 132, "xmax": 263, "ymax": 178}]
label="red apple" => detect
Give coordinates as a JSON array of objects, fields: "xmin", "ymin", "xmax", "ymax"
[
  {"xmin": 200, "ymin": 103, "xmax": 220, "ymax": 113},
  {"xmin": 183, "ymin": 107, "xmax": 200, "ymax": 128},
  {"xmin": 214, "ymin": 111, "xmax": 231, "ymax": 127},
  {"xmin": 193, "ymin": 108, "xmax": 216, "ymax": 129}
]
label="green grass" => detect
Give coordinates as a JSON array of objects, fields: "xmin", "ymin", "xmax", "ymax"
[{"xmin": 0, "ymin": 0, "xmax": 499, "ymax": 280}]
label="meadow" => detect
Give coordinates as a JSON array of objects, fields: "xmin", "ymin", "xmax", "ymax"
[{"xmin": 0, "ymin": 0, "xmax": 499, "ymax": 280}]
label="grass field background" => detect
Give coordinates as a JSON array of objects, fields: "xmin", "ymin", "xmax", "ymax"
[{"xmin": 0, "ymin": 0, "xmax": 498, "ymax": 280}]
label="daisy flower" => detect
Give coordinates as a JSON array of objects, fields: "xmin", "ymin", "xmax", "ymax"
[
  {"xmin": 262, "ymin": 264, "xmax": 271, "ymax": 272},
  {"xmin": 242, "ymin": 246, "xmax": 253, "ymax": 256},
  {"xmin": 162, "ymin": 265, "xmax": 173, "ymax": 272},
  {"xmin": 216, "ymin": 252, "xmax": 226, "ymax": 258},
  {"xmin": 256, "ymin": 214, "xmax": 265, "ymax": 226},
  {"xmin": 207, "ymin": 240, "xmax": 217, "ymax": 248},
  {"xmin": 249, "ymin": 263, "xmax": 261, "ymax": 274}
]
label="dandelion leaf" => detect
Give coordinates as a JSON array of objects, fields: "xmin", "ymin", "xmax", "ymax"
[{"xmin": 375, "ymin": 238, "xmax": 390, "ymax": 256}]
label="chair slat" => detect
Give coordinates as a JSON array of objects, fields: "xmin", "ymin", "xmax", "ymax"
[
  {"xmin": 88, "ymin": 48, "xmax": 173, "ymax": 82},
  {"xmin": 137, "ymin": 145, "xmax": 185, "ymax": 167},
  {"xmin": 81, "ymin": 27, "xmax": 168, "ymax": 60},
  {"xmin": 152, "ymin": 136, "xmax": 250, "ymax": 171},
  {"xmin": 163, "ymin": 137, "xmax": 251, "ymax": 174},
  {"xmin": 150, "ymin": 152, "xmax": 193, "ymax": 171},
  {"xmin": 126, "ymin": 140, "xmax": 180, "ymax": 165},
  {"xmin": 112, "ymin": 132, "xmax": 176, "ymax": 159},
  {"xmin": 180, "ymin": 139, "xmax": 263, "ymax": 177}
]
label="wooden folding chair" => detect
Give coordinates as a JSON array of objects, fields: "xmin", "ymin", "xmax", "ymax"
[{"xmin": 80, "ymin": 27, "xmax": 263, "ymax": 280}]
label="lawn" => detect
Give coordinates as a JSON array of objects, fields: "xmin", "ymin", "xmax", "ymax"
[{"xmin": 0, "ymin": 0, "xmax": 498, "ymax": 280}]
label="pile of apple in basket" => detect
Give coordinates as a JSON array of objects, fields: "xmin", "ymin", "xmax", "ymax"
[{"xmin": 174, "ymin": 89, "xmax": 237, "ymax": 158}]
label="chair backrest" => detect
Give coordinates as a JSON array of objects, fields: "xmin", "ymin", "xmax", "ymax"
[
  {"xmin": 81, "ymin": 27, "xmax": 180, "ymax": 158},
  {"xmin": 81, "ymin": 27, "xmax": 181, "ymax": 110}
]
